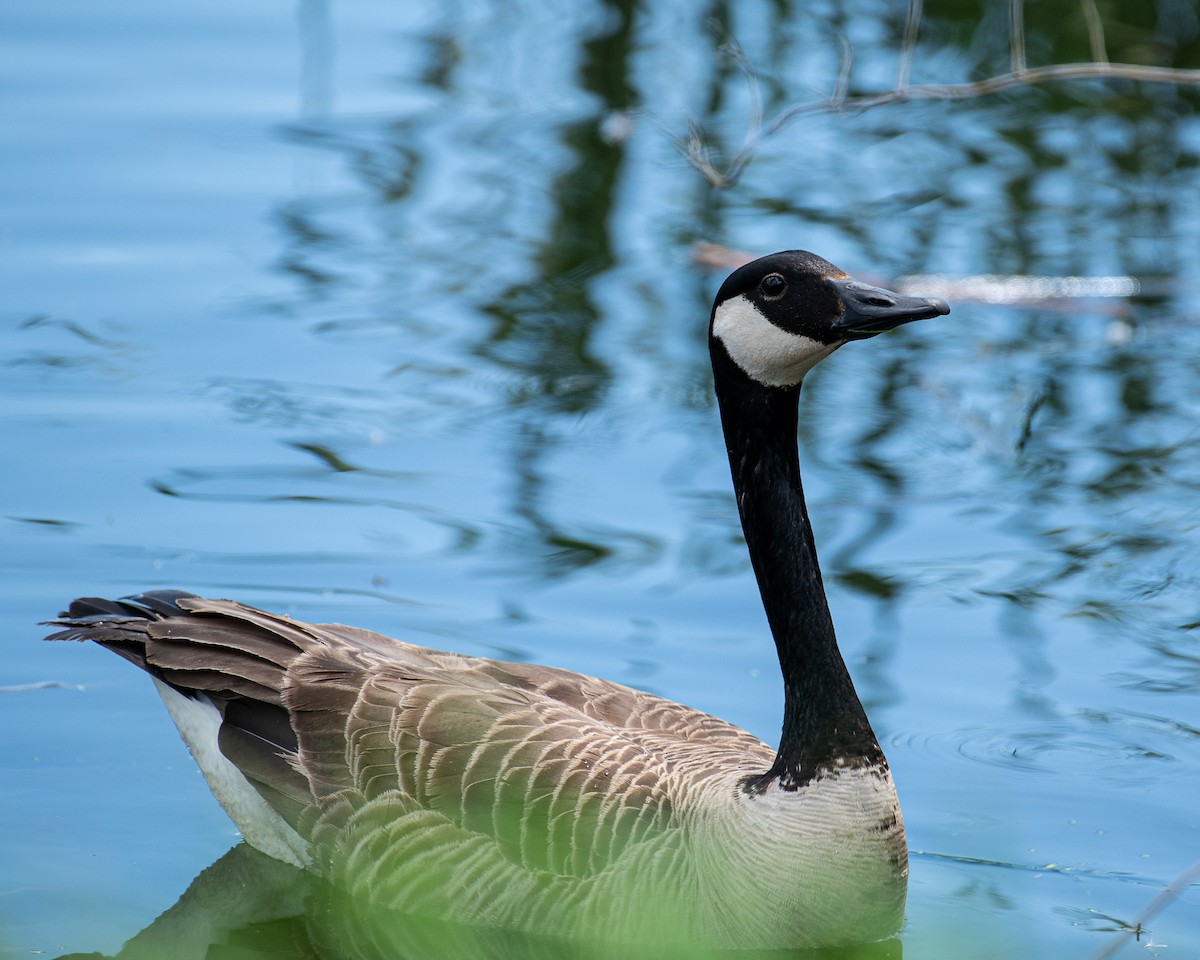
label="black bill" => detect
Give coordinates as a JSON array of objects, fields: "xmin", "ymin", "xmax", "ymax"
[{"xmin": 828, "ymin": 276, "xmax": 950, "ymax": 338}]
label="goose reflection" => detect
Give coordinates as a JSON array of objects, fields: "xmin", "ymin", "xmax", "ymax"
[{"xmin": 57, "ymin": 844, "xmax": 902, "ymax": 960}]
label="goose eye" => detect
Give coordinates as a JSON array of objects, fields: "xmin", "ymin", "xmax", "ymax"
[{"xmin": 760, "ymin": 274, "xmax": 787, "ymax": 298}]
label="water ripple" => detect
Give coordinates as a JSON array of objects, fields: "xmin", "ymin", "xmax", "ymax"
[{"xmin": 890, "ymin": 721, "xmax": 1178, "ymax": 774}]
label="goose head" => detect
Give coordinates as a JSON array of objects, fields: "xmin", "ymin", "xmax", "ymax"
[{"xmin": 710, "ymin": 250, "xmax": 950, "ymax": 388}]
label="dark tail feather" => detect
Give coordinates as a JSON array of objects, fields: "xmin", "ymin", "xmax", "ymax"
[
  {"xmin": 54, "ymin": 589, "xmax": 201, "ymax": 622},
  {"xmin": 43, "ymin": 591, "xmax": 202, "ymax": 663}
]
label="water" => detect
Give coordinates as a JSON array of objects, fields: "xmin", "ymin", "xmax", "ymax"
[{"xmin": 3, "ymin": 1, "xmax": 1199, "ymax": 957}]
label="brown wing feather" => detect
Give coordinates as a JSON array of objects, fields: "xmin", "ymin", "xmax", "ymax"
[{"xmin": 45, "ymin": 592, "xmax": 771, "ymax": 885}]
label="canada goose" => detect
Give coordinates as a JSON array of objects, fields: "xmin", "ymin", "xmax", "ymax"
[{"xmin": 46, "ymin": 251, "xmax": 949, "ymax": 950}]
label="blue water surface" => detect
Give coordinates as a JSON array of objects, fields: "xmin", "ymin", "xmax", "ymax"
[{"xmin": 3, "ymin": 1, "xmax": 1199, "ymax": 957}]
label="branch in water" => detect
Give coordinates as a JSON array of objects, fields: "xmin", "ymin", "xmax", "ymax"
[{"xmin": 674, "ymin": 0, "xmax": 1200, "ymax": 188}]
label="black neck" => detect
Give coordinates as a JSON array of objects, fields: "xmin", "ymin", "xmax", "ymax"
[{"xmin": 711, "ymin": 343, "xmax": 884, "ymax": 791}]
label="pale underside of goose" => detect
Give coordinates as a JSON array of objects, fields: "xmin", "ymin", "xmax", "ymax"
[{"xmin": 46, "ymin": 251, "xmax": 949, "ymax": 950}]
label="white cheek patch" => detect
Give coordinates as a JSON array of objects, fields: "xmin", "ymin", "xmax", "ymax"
[{"xmin": 712, "ymin": 294, "xmax": 841, "ymax": 387}]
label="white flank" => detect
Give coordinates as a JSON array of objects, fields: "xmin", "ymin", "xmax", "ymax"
[
  {"xmin": 713, "ymin": 294, "xmax": 840, "ymax": 387},
  {"xmin": 151, "ymin": 677, "xmax": 309, "ymax": 867}
]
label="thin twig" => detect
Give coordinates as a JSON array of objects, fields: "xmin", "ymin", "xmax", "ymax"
[
  {"xmin": 1010, "ymin": 0, "xmax": 1027, "ymax": 74},
  {"xmin": 1089, "ymin": 856, "xmax": 1200, "ymax": 960},
  {"xmin": 898, "ymin": 0, "xmax": 923, "ymax": 90},
  {"xmin": 1080, "ymin": 0, "xmax": 1109, "ymax": 66},
  {"xmin": 833, "ymin": 34, "xmax": 854, "ymax": 106},
  {"xmin": 682, "ymin": 117, "xmax": 723, "ymax": 187},
  {"xmin": 724, "ymin": 33, "xmax": 764, "ymax": 184},
  {"xmin": 678, "ymin": 24, "xmax": 769, "ymax": 187},
  {"xmin": 765, "ymin": 60, "xmax": 1200, "ymax": 136},
  {"xmin": 725, "ymin": 37, "xmax": 763, "ymax": 151}
]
